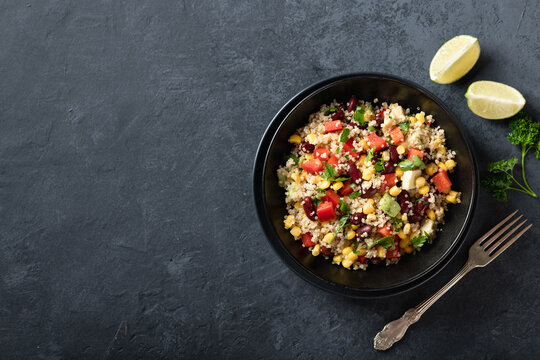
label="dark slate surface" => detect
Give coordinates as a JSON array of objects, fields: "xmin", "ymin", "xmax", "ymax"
[{"xmin": 0, "ymin": 0, "xmax": 538, "ymax": 358}]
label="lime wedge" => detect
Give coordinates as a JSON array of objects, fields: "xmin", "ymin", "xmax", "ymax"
[
  {"xmin": 429, "ymin": 35, "xmax": 480, "ymax": 84},
  {"xmin": 465, "ymin": 81, "xmax": 525, "ymax": 119}
]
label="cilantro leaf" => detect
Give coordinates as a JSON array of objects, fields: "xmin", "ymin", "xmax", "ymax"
[
  {"xmin": 339, "ymin": 128, "xmax": 350, "ymax": 142},
  {"xmin": 365, "ymin": 146, "xmax": 376, "ymax": 163},
  {"xmin": 392, "ymin": 218, "xmax": 403, "ymax": 232},
  {"xmin": 321, "ymin": 164, "xmax": 337, "ymax": 180},
  {"xmin": 333, "ymin": 177, "xmax": 350, "ymax": 182},
  {"xmin": 348, "ymin": 192, "xmax": 362, "ymax": 199},
  {"xmin": 374, "ymin": 159, "xmax": 385, "ymax": 172},
  {"xmin": 411, "ymin": 232, "xmax": 430, "ymax": 248},
  {"xmin": 354, "ymin": 106, "xmax": 365, "ymax": 125},
  {"xmin": 333, "ymin": 216, "xmax": 349, "ymax": 240},
  {"xmin": 287, "ymin": 153, "xmax": 300, "ymax": 166},
  {"xmin": 368, "ymin": 126, "xmax": 376, "ymax": 132},
  {"xmin": 323, "ymin": 107, "xmax": 337, "ymax": 115},
  {"xmin": 367, "ymin": 236, "xmax": 395, "ymax": 250},
  {"xmin": 336, "ymin": 146, "xmax": 340, "ymax": 154},
  {"xmin": 398, "ymin": 155, "xmax": 426, "ymax": 171},
  {"xmin": 338, "ymin": 199, "xmax": 350, "ymax": 215},
  {"xmin": 398, "ymin": 122, "xmax": 410, "ymax": 132}
]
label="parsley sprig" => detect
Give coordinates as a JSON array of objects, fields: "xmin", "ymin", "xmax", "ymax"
[
  {"xmin": 354, "ymin": 106, "xmax": 366, "ymax": 126},
  {"xmin": 398, "ymin": 155, "xmax": 426, "ymax": 171},
  {"xmin": 482, "ymin": 112, "xmax": 539, "ymax": 201},
  {"xmin": 367, "ymin": 236, "xmax": 395, "ymax": 250},
  {"xmin": 411, "ymin": 232, "xmax": 430, "ymax": 248}
]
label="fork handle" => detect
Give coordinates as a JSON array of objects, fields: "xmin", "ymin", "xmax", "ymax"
[{"xmin": 374, "ymin": 261, "xmax": 475, "ymax": 350}]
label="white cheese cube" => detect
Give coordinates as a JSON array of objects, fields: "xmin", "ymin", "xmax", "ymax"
[{"xmin": 401, "ymin": 170, "xmax": 421, "ymax": 190}]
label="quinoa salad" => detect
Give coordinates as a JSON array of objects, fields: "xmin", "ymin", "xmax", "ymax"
[{"xmin": 277, "ymin": 96, "xmax": 461, "ymax": 270}]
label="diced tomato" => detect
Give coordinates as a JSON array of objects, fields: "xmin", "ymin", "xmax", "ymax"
[
  {"xmin": 301, "ymin": 232, "xmax": 316, "ymax": 247},
  {"xmin": 340, "ymin": 180, "xmax": 354, "ymax": 196},
  {"xmin": 358, "ymin": 255, "xmax": 367, "ymax": 264},
  {"xmin": 316, "ymin": 201, "xmax": 336, "ymax": 222},
  {"xmin": 327, "ymin": 155, "xmax": 339, "ymax": 167},
  {"xmin": 342, "ymin": 138, "xmax": 360, "ymax": 159},
  {"xmin": 325, "ymin": 189, "xmax": 340, "ymax": 207},
  {"xmin": 314, "ymin": 148, "xmax": 330, "ymax": 161},
  {"xmin": 380, "ymin": 173, "xmax": 397, "ymax": 192},
  {"xmin": 432, "ymin": 170, "xmax": 452, "ymax": 193},
  {"xmin": 389, "ymin": 127, "xmax": 405, "ymax": 145},
  {"xmin": 320, "ymin": 246, "xmax": 333, "ymax": 256},
  {"xmin": 377, "ymin": 224, "xmax": 393, "ymax": 237},
  {"xmin": 407, "ymin": 147, "xmax": 425, "ymax": 160},
  {"xmin": 301, "ymin": 158, "xmax": 324, "ymax": 174},
  {"xmin": 324, "ymin": 120, "xmax": 343, "ymax": 133},
  {"xmin": 385, "ymin": 236, "xmax": 401, "ymax": 258},
  {"xmin": 367, "ymin": 132, "xmax": 388, "ymax": 151}
]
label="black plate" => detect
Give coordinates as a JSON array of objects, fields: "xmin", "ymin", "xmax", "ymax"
[{"xmin": 253, "ymin": 73, "xmax": 477, "ymax": 298}]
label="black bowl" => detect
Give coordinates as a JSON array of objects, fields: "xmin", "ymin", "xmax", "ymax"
[{"xmin": 253, "ymin": 73, "xmax": 477, "ymax": 298}]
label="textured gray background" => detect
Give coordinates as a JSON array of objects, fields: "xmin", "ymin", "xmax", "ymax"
[{"xmin": 0, "ymin": 0, "xmax": 538, "ymax": 359}]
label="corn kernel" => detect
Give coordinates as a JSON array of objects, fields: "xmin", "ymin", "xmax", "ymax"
[
  {"xmin": 347, "ymin": 252, "xmax": 358, "ymax": 261},
  {"xmin": 376, "ymin": 245, "xmax": 386, "ymax": 258},
  {"xmin": 332, "ymin": 181, "xmax": 344, "ymax": 191},
  {"xmin": 427, "ymin": 209, "xmax": 436, "ymax": 221},
  {"xmin": 363, "ymin": 202, "xmax": 375, "ymax": 214},
  {"xmin": 320, "ymin": 180, "xmax": 331, "ymax": 189},
  {"xmin": 438, "ymin": 162, "xmax": 448, "ymax": 171},
  {"xmin": 288, "ymin": 134, "xmax": 301, "ymax": 144},
  {"xmin": 294, "ymin": 202, "xmax": 302, "ymax": 210},
  {"xmin": 389, "ymin": 186, "xmax": 402, "ymax": 197},
  {"xmin": 290, "ymin": 226, "xmax": 301, "ymax": 238},
  {"xmin": 355, "ymin": 247, "xmax": 367, "ymax": 256},
  {"xmin": 351, "ymin": 224, "xmax": 360, "ymax": 230},
  {"xmin": 291, "ymin": 173, "xmax": 301, "ymax": 183},
  {"xmin": 405, "ymin": 245, "xmax": 414, "ymax": 254},
  {"xmin": 284, "ymin": 215, "xmax": 294, "ymax": 229},
  {"xmin": 408, "ymin": 115, "xmax": 417, "ymax": 124},
  {"xmin": 312, "ymin": 175, "xmax": 321, "ymax": 185},
  {"xmin": 415, "ymin": 177, "xmax": 426, "ymax": 188},
  {"xmin": 415, "ymin": 113, "xmax": 425, "ymax": 124},
  {"xmin": 333, "ymin": 255, "xmax": 342, "ymax": 264},
  {"xmin": 342, "ymin": 259, "xmax": 353, "ymax": 269},
  {"xmin": 382, "ymin": 151, "xmax": 390, "ymax": 162},
  {"xmin": 395, "ymin": 167, "xmax": 404, "ymax": 178},
  {"xmin": 446, "ymin": 191, "xmax": 458, "ymax": 204},
  {"xmin": 433, "ymin": 138, "xmax": 442, "ymax": 147},
  {"xmin": 345, "ymin": 230, "xmax": 356, "ymax": 240},
  {"xmin": 445, "ymin": 159, "xmax": 456, "ymax": 170},
  {"xmin": 418, "ymin": 185, "xmax": 430, "ymax": 195},
  {"xmin": 437, "ymin": 146, "xmax": 447, "ymax": 154},
  {"xmin": 366, "ymin": 213, "xmax": 377, "ymax": 221},
  {"xmin": 359, "ymin": 154, "xmax": 367, "ymax": 164},
  {"xmin": 399, "ymin": 238, "xmax": 410, "ymax": 249},
  {"xmin": 396, "ymin": 145, "xmax": 406, "ymax": 155},
  {"xmin": 397, "ymin": 230, "xmax": 408, "ymax": 240},
  {"xmin": 312, "ymin": 244, "xmax": 320, "ymax": 256},
  {"xmin": 401, "ymin": 213, "xmax": 408, "ymax": 222},
  {"xmin": 342, "ymin": 246, "xmax": 353, "ymax": 256},
  {"xmin": 403, "ymin": 223, "xmax": 411, "ymax": 235},
  {"xmin": 364, "ymin": 110, "xmax": 373, "ymax": 123},
  {"xmin": 359, "ymin": 139, "xmax": 368, "ymax": 151},
  {"xmin": 323, "ymin": 233, "xmax": 335, "ymax": 244},
  {"xmin": 426, "ymin": 163, "xmax": 438, "ymax": 176},
  {"xmin": 304, "ymin": 153, "xmax": 314, "ymax": 160},
  {"xmin": 362, "ymin": 167, "xmax": 375, "ymax": 181},
  {"xmin": 306, "ymin": 133, "xmax": 316, "ymax": 144}
]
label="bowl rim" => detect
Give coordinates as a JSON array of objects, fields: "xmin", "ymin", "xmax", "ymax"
[{"xmin": 253, "ymin": 72, "xmax": 478, "ymax": 298}]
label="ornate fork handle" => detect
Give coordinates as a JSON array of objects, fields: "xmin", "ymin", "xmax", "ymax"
[{"xmin": 374, "ymin": 261, "xmax": 475, "ymax": 351}]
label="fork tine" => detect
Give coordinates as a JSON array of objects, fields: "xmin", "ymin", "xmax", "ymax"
[
  {"xmin": 489, "ymin": 224, "xmax": 532, "ymax": 258},
  {"xmin": 477, "ymin": 210, "xmax": 519, "ymax": 246},
  {"xmin": 482, "ymin": 215, "xmax": 523, "ymax": 250},
  {"xmin": 486, "ymin": 219, "xmax": 527, "ymax": 252}
]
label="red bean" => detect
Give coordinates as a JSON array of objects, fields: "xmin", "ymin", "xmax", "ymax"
[
  {"xmin": 302, "ymin": 196, "xmax": 317, "ymax": 221},
  {"xmin": 356, "ymin": 225, "xmax": 373, "ymax": 238},
  {"xmin": 348, "ymin": 163, "xmax": 362, "ymax": 184},
  {"xmin": 361, "ymin": 187, "xmax": 378, "ymax": 198},
  {"xmin": 320, "ymin": 246, "xmax": 333, "ymax": 256},
  {"xmin": 409, "ymin": 214, "xmax": 422, "ymax": 223},
  {"xmin": 331, "ymin": 110, "xmax": 344, "ymax": 120},
  {"xmin": 413, "ymin": 196, "xmax": 430, "ymax": 215},
  {"xmin": 389, "ymin": 145, "xmax": 399, "ymax": 163},
  {"xmin": 349, "ymin": 212, "xmax": 365, "ymax": 225},
  {"xmin": 347, "ymin": 96, "xmax": 357, "ymax": 112},
  {"xmin": 397, "ymin": 191, "xmax": 411, "ymax": 213},
  {"xmin": 382, "ymin": 161, "xmax": 396, "ymax": 174},
  {"xmin": 299, "ymin": 141, "xmax": 315, "ymax": 153},
  {"xmin": 375, "ymin": 109, "xmax": 385, "ymax": 124}
]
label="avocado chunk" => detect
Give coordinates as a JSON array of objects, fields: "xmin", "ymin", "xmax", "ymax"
[{"xmin": 380, "ymin": 193, "xmax": 400, "ymax": 217}]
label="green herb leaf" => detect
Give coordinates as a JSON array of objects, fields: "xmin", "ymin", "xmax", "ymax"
[
  {"xmin": 287, "ymin": 153, "xmax": 300, "ymax": 165},
  {"xmin": 338, "ymin": 199, "xmax": 350, "ymax": 215},
  {"xmin": 339, "ymin": 128, "xmax": 350, "ymax": 142},
  {"xmin": 398, "ymin": 122, "xmax": 410, "ymax": 132},
  {"xmin": 333, "ymin": 177, "xmax": 350, "ymax": 182},
  {"xmin": 368, "ymin": 126, "xmax": 376, "ymax": 132},
  {"xmin": 392, "ymin": 218, "xmax": 403, "ymax": 232},
  {"xmin": 336, "ymin": 146, "xmax": 340, "ymax": 154},
  {"xmin": 349, "ymin": 192, "xmax": 362, "ymax": 199},
  {"xmin": 481, "ymin": 171, "xmax": 512, "ymax": 201},
  {"xmin": 398, "ymin": 155, "xmax": 426, "ymax": 171},
  {"xmin": 323, "ymin": 107, "xmax": 337, "ymax": 115},
  {"xmin": 411, "ymin": 232, "xmax": 430, "ymax": 248},
  {"xmin": 487, "ymin": 158, "xmax": 518, "ymax": 173},
  {"xmin": 365, "ymin": 146, "xmax": 376, "ymax": 163},
  {"xmin": 354, "ymin": 106, "xmax": 366, "ymax": 125},
  {"xmin": 333, "ymin": 216, "xmax": 350, "ymax": 240},
  {"xmin": 374, "ymin": 159, "xmax": 385, "ymax": 172},
  {"xmin": 344, "ymin": 154, "xmax": 350, "ymax": 160},
  {"xmin": 321, "ymin": 164, "xmax": 337, "ymax": 180},
  {"xmin": 367, "ymin": 236, "xmax": 395, "ymax": 250}
]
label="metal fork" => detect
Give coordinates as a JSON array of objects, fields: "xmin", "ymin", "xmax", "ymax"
[{"xmin": 373, "ymin": 210, "xmax": 532, "ymax": 351}]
